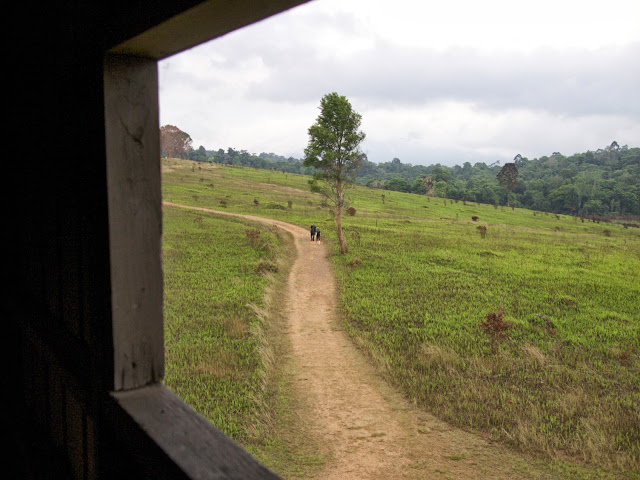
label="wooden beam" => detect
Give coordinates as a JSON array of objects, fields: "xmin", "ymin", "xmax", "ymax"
[
  {"xmin": 112, "ymin": 385, "xmax": 281, "ymax": 478},
  {"xmin": 109, "ymin": 0, "xmax": 312, "ymax": 60},
  {"xmin": 104, "ymin": 54, "xmax": 164, "ymax": 391}
]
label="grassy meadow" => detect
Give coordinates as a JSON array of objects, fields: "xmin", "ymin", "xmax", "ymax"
[
  {"xmin": 162, "ymin": 204, "xmax": 292, "ymax": 452},
  {"xmin": 161, "ymin": 158, "xmax": 639, "ymax": 477}
]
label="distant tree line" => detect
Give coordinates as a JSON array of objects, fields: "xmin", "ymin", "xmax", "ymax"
[
  {"xmin": 160, "ymin": 125, "xmax": 309, "ymax": 173},
  {"xmin": 363, "ymin": 142, "xmax": 639, "ymax": 217},
  {"xmin": 188, "ymin": 146, "xmax": 314, "ymax": 175},
  {"xmin": 173, "ymin": 127, "xmax": 638, "ymax": 217}
]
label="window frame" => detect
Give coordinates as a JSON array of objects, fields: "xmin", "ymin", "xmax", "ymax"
[{"xmin": 103, "ymin": 1, "xmax": 309, "ymax": 477}]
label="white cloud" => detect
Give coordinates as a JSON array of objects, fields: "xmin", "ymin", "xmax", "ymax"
[{"xmin": 159, "ymin": 0, "xmax": 640, "ymax": 166}]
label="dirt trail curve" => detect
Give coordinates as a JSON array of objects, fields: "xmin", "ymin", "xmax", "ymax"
[{"xmin": 165, "ymin": 202, "xmax": 534, "ymax": 480}]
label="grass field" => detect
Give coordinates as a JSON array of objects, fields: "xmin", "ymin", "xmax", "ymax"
[
  {"xmin": 162, "ymin": 205, "xmax": 292, "ymax": 452},
  {"xmin": 161, "ymin": 158, "xmax": 639, "ymax": 476}
]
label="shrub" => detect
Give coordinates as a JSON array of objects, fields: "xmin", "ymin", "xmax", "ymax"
[
  {"xmin": 476, "ymin": 225, "xmax": 487, "ymax": 238},
  {"xmin": 265, "ymin": 203, "xmax": 286, "ymax": 210},
  {"xmin": 480, "ymin": 304, "xmax": 512, "ymax": 353},
  {"xmin": 245, "ymin": 229, "xmax": 261, "ymax": 247},
  {"xmin": 255, "ymin": 261, "xmax": 278, "ymax": 274},
  {"xmin": 347, "ymin": 207, "xmax": 357, "ymax": 216},
  {"xmin": 308, "ymin": 178, "xmax": 322, "ymax": 193}
]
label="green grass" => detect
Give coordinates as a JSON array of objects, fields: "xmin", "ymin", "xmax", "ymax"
[
  {"xmin": 162, "ymin": 158, "xmax": 640, "ymax": 477},
  {"xmin": 162, "ymin": 205, "xmax": 287, "ymax": 447},
  {"xmin": 332, "ymin": 216, "xmax": 639, "ymax": 472},
  {"xmin": 161, "ymin": 200, "xmax": 326, "ymax": 477}
]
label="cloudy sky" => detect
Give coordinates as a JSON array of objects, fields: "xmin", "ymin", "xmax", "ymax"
[{"xmin": 159, "ymin": 0, "xmax": 640, "ymax": 167}]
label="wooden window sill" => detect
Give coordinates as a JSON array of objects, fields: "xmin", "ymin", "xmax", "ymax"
[{"xmin": 112, "ymin": 384, "xmax": 280, "ymax": 479}]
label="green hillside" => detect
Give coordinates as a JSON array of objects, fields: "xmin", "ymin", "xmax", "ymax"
[
  {"xmin": 162, "ymin": 157, "xmax": 639, "ymax": 477},
  {"xmin": 188, "ymin": 141, "xmax": 640, "ymax": 217}
]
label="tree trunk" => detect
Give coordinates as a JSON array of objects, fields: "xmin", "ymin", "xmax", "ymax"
[
  {"xmin": 335, "ymin": 181, "xmax": 348, "ymax": 254},
  {"xmin": 335, "ymin": 205, "xmax": 348, "ymax": 254}
]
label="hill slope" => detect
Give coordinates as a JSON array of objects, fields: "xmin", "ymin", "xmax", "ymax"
[{"xmin": 162, "ymin": 158, "xmax": 640, "ymax": 476}]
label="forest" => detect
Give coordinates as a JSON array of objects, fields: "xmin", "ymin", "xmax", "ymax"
[{"xmin": 185, "ymin": 141, "xmax": 640, "ymax": 217}]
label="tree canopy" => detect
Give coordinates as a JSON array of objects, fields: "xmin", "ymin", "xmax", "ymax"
[
  {"xmin": 350, "ymin": 142, "xmax": 639, "ymax": 217},
  {"xmin": 160, "ymin": 125, "xmax": 193, "ymax": 159},
  {"xmin": 497, "ymin": 161, "xmax": 519, "ymax": 207}
]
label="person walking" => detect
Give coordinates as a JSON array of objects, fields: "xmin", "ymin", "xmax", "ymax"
[
  {"xmin": 310, "ymin": 223, "xmax": 316, "ymax": 241},
  {"xmin": 315, "ymin": 229, "xmax": 321, "ymax": 244}
]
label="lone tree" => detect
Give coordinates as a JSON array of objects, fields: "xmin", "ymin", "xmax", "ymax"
[
  {"xmin": 496, "ymin": 158, "xmax": 519, "ymax": 207},
  {"xmin": 421, "ymin": 176, "xmax": 435, "ymax": 196},
  {"xmin": 304, "ymin": 92, "xmax": 366, "ymax": 254},
  {"xmin": 160, "ymin": 124, "xmax": 193, "ymax": 159}
]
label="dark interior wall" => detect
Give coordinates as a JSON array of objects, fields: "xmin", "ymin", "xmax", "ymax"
[
  {"xmin": 9, "ymin": 3, "xmax": 118, "ymax": 478},
  {"xmin": 6, "ymin": 2, "xmax": 304, "ymax": 478},
  {"xmin": 9, "ymin": 3, "xmax": 145, "ymax": 477}
]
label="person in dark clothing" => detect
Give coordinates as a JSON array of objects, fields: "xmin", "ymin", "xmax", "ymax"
[
  {"xmin": 310, "ymin": 223, "xmax": 316, "ymax": 241},
  {"xmin": 315, "ymin": 229, "xmax": 321, "ymax": 243}
]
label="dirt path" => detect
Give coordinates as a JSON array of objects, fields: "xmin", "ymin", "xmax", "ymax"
[{"xmin": 165, "ymin": 202, "xmax": 540, "ymax": 480}]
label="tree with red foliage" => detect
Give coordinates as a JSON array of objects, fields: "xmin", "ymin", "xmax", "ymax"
[{"xmin": 160, "ymin": 125, "xmax": 193, "ymax": 159}]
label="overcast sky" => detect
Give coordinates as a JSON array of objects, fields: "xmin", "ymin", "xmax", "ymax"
[{"xmin": 159, "ymin": 0, "xmax": 640, "ymax": 167}]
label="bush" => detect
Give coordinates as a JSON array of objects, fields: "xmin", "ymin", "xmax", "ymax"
[
  {"xmin": 265, "ymin": 203, "xmax": 286, "ymax": 210},
  {"xmin": 245, "ymin": 229, "xmax": 261, "ymax": 247},
  {"xmin": 346, "ymin": 207, "xmax": 357, "ymax": 216},
  {"xmin": 308, "ymin": 178, "xmax": 322, "ymax": 193},
  {"xmin": 480, "ymin": 304, "xmax": 512, "ymax": 353},
  {"xmin": 255, "ymin": 261, "xmax": 278, "ymax": 274}
]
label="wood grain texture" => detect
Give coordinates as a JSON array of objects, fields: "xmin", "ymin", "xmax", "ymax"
[
  {"xmin": 105, "ymin": 54, "xmax": 164, "ymax": 391},
  {"xmin": 113, "ymin": 384, "xmax": 281, "ymax": 479}
]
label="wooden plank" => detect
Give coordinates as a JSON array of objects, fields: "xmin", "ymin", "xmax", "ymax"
[
  {"xmin": 104, "ymin": 54, "xmax": 164, "ymax": 391},
  {"xmin": 108, "ymin": 0, "xmax": 311, "ymax": 60},
  {"xmin": 112, "ymin": 384, "xmax": 282, "ymax": 479}
]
